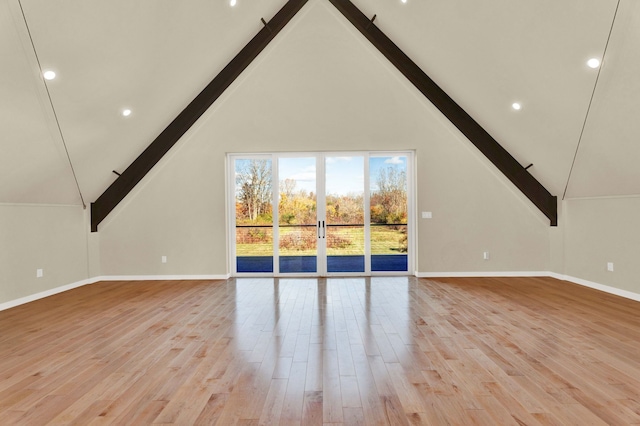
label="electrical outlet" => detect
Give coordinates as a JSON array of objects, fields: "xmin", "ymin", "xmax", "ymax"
[
  {"xmin": 483, "ymin": 252, "xmax": 490, "ymax": 260},
  {"xmin": 421, "ymin": 211, "xmax": 432, "ymax": 219},
  {"xmin": 162, "ymin": 256, "xmax": 167, "ymax": 264},
  {"xmin": 36, "ymin": 269, "xmax": 43, "ymax": 278},
  {"xmin": 607, "ymin": 262, "xmax": 614, "ymax": 272}
]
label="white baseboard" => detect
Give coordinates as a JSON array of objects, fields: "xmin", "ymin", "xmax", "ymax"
[
  {"xmin": 3, "ymin": 272, "xmax": 638, "ymax": 312},
  {"xmin": 0, "ymin": 274, "xmax": 231, "ymax": 312},
  {"xmin": 549, "ymin": 272, "xmax": 640, "ymax": 302},
  {"xmin": 0, "ymin": 277, "xmax": 99, "ymax": 312},
  {"xmin": 416, "ymin": 271, "xmax": 549, "ymax": 278},
  {"xmin": 94, "ymin": 274, "xmax": 231, "ymax": 282},
  {"xmin": 416, "ymin": 270, "xmax": 640, "ymax": 303}
]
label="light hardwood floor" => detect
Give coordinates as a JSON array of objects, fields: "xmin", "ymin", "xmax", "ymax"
[{"xmin": 1, "ymin": 276, "xmax": 639, "ymax": 425}]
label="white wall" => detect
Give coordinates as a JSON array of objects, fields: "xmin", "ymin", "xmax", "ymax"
[
  {"xmin": 97, "ymin": 1, "xmax": 551, "ymax": 277},
  {"xmin": 97, "ymin": 113, "xmax": 552, "ymax": 277},
  {"xmin": 549, "ymin": 201, "xmax": 565, "ymax": 275},
  {"xmin": 98, "ymin": 145, "xmax": 226, "ymax": 277},
  {"xmin": 563, "ymin": 197, "xmax": 640, "ymax": 295},
  {"xmin": 3, "ymin": 1, "xmax": 640, "ymax": 310},
  {"xmin": 0, "ymin": 204, "xmax": 89, "ymax": 305}
]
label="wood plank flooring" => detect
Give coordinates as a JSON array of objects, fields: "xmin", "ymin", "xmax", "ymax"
[{"xmin": 1, "ymin": 276, "xmax": 640, "ymax": 425}]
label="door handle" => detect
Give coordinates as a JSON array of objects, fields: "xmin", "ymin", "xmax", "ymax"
[{"xmin": 317, "ymin": 221, "xmax": 326, "ymax": 238}]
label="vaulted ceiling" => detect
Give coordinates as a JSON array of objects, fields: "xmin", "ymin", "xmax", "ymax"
[{"xmin": 2, "ymin": 0, "xmax": 637, "ymax": 208}]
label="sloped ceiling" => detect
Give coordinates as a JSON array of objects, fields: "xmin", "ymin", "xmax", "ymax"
[
  {"xmin": 0, "ymin": 0, "xmax": 80, "ymax": 204},
  {"xmin": 348, "ymin": 0, "xmax": 620, "ymax": 198},
  {"xmin": 1, "ymin": 0, "xmax": 638, "ymax": 206},
  {"xmin": 565, "ymin": 1, "xmax": 640, "ymax": 198},
  {"xmin": 2, "ymin": 0, "xmax": 287, "ymax": 204}
]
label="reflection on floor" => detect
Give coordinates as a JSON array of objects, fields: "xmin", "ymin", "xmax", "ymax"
[{"xmin": 1, "ymin": 276, "xmax": 639, "ymax": 424}]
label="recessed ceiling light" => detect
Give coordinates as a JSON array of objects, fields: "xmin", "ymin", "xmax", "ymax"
[
  {"xmin": 512, "ymin": 102, "xmax": 522, "ymax": 111},
  {"xmin": 230, "ymin": 0, "xmax": 236, "ymax": 6},
  {"xmin": 122, "ymin": 109, "xmax": 132, "ymax": 117},
  {"xmin": 43, "ymin": 70, "xmax": 56, "ymax": 80},
  {"xmin": 401, "ymin": 0, "xmax": 407, "ymax": 3},
  {"xmin": 587, "ymin": 58, "xmax": 600, "ymax": 69}
]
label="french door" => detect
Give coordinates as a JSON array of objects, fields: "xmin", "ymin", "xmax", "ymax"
[{"xmin": 229, "ymin": 152, "xmax": 413, "ymax": 276}]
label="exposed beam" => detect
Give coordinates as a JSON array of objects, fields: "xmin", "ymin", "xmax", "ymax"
[
  {"xmin": 327, "ymin": 0, "xmax": 557, "ymax": 226},
  {"xmin": 91, "ymin": 0, "xmax": 309, "ymax": 232},
  {"xmin": 92, "ymin": 0, "xmax": 557, "ymax": 231}
]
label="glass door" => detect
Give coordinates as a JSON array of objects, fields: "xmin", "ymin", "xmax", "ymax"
[
  {"xmin": 229, "ymin": 152, "xmax": 412, "ymax": 276},
  {"xmin": 325, "ymin": 156, "xmax": 366, "ymax": 273},
  {"xmin": 369, "ymin": 155, "xmax": 409, "ymax": 272},
  {"xmin": 233, "ymin": 157, "xmax": 274, "ymax": 273},
  {"xmin": 277, "ymin": 157, "xmax": 319, "ymax": 274}
]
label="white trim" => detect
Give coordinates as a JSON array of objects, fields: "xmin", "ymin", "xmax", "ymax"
[
  {"xmin": 4, "ymin": 272, "xmax": 638, "ymax": 313},
  {"xmin": 416, "ymin": 271, "xmax": 549, "ymax": 278},
  {"xmin": 564, "ymin": 194, "xmax": 640, "ymax": 201},
  {"xmin": 96, "ymin": 275, "xmax": 231, "ymax": 282},
  {"xmin": 0, "ymin": 275, "xmax": 231, "ymax": 312},
  {"xmin": 416, "ymin": 271, "xmax": 640, "ymax": 303},
  {"xmin": 549, "ymin": 272, "xmax": 640, "ymax": 302},
  {"xmin": 0, "ymin": 203, "xmax": 83, "ymax": 208},
  {"xmin": 0, "ymin": 277, "xmax": 98, "ymax": 312}
]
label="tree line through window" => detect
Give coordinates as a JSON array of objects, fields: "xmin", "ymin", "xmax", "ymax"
[{"xmin": 235, "ymin": 157, "xmax": 407, "ymax": 257}]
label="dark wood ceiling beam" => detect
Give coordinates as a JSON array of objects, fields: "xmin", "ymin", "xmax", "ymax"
[
  {"xmin": 92, "ymin": 0, "xmax": 557, "ymax": 231},
  {"xmin": 327, "ymin": 0, "xmax": 557, "ymax": 226},
  {"xmin": 91, "ymin": 0, "xmax": 309, "ymax": 232}
]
